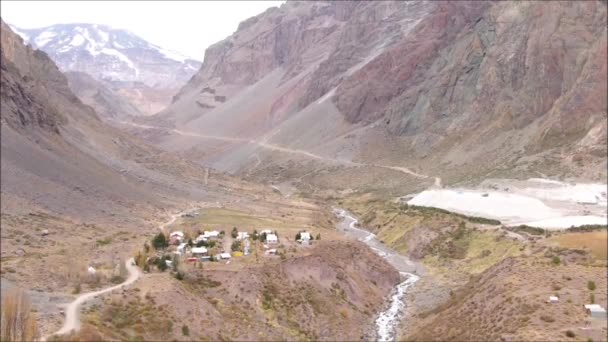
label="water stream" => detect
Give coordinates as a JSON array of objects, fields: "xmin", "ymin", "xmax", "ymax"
[{"xmin": 334, "ymin": 208, "xmax": 421, "ymax": 341}]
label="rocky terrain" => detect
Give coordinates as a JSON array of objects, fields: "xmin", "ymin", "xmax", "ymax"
[
  {"xmin": 10, "ymin": 23, "xmax": 201, "ymax": 115},
  {"xmin": 73, "ymin": 241, "xmax": 399, "ymax": 341},
  {"xmin": 1, "ymin": 19, "xmax": 404, "ymax": 340},
  {"xmin": 65, "ymin": 71, "xmax": 143, "ymax": 121},
  {"xmin": 2, "ymin": 1, "xmax": 607, "ymax": 340},
  {"xmin": 405, "ymin": 252, "xmax": 607, "ymax": 342},
  {"xmin": 136, "ymin": 0, "xmax": 606, "ymax": 192}
]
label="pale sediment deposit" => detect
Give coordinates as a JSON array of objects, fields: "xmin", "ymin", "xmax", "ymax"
[{"xmin": 406, "ymin": 178, "xmax": 607, "ymax": 229}]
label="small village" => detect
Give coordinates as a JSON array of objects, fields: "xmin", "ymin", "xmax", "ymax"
[{"xmin": 133, "ymin": 212, "xmax": 323, "ymax": 278}]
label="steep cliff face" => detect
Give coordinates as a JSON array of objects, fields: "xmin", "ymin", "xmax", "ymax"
[{"xmin": 152, "ymin": 1, "xmax": 606, "ymax": 183}]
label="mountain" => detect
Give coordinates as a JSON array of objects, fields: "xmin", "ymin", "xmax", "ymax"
[
  {"xmin": 10, "ymin": 23, "xmax": 201, "ymax": 115},
  {"xmin": 65, "ymin": 71, "xmax": 143, "ymax": 120},
  {"xmin": 147, "ymin": 0, "xmax": 606, "ymax": 192},
  {"xmin": 1, "ymin": 19, "xmax": 280, "ymax": 231}
]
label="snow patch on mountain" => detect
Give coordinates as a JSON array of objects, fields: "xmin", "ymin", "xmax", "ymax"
[{"xmin": 9, "ymin": 23, "xmax": 201, "ymax": 89}]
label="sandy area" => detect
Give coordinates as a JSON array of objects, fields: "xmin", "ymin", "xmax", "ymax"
[{"xmin": 407, "ymin": 178, "xmax": 607, "ymax": 230}]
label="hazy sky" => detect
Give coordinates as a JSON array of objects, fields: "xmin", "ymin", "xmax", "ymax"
[{"xmin": 1, "ymin": 1, "xmax": 283, "ymax": 60}]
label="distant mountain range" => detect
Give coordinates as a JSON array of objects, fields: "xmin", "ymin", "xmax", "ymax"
[{"xmin": 9, "ymin": 23, "xmax": 202, "ymax": 115}]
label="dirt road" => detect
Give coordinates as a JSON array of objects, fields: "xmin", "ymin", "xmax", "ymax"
[
  {"xmin": 45, "ymin": 258, "xmax": 140, "ymax": 339},
  {"xmin": 44, "ymin": 207, "xmax": 200, "ymax": 340},
  {"xmin": 115, "ymin": 120, "xmax": 436, "ymax": 181}
]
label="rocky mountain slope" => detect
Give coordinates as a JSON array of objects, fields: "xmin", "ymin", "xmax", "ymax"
[
  {"xmin": 65, "ymin": 71, "xmax": 143, "ymax": 121},
  {"xmin": 1, "ymin": 18, "xmax": 289, "ymax": 240},
  {"xmin": 146, "ymin": 0, "xmax": 606, "ymax": 190},
  {"xmin": 10, "ymin": 23, "xmax": 201, "ymax": 115}
]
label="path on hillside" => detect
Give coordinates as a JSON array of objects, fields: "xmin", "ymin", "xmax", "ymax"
[
  {"xmin": 115, "ymin": 120, "xmax": 439, "ymax": 183},
  {"xmin": 45, "ymin": 208, "xmax": 196, "ymax": 340},
  {"xmin": 46, "ymin": 258, "xmax": 140, "ymax": 340}
]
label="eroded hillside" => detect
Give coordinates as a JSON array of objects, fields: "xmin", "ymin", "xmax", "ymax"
[{"xmin": 134, "ymin": 0, "xmax": 607, "ymax": 190}]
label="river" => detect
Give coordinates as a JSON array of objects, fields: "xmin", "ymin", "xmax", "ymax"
[{"xmin": 334, "ymin": 208, "xmax": 423, "ymax": 342}]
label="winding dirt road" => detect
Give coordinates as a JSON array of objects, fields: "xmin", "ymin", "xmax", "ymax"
[
  {"xmin": 45, "ymin": 207, "xmax": 198, "ymax": 340},
  {"xmin": 115, "ymin": 120, "xmax": 438, "ymax": 182},
  {"xmin": 46, "ymin": 258, "xmax": 140, "ymax": 339}
]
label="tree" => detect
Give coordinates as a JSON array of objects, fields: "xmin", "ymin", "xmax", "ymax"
[
  {"xmin": 155, "ymin": 257, "xmax": 168, "ymax": 272},
  {"xmin": 171, "ymin": 255, "xmax": 180, "ymax": 272},
  {"xmin": 588, "ymin": 281, "xmax": 596, "ymax": 291},
  {"xmin": 231, "ymin": 227, "xmax": 238, "ymax": 239},
  {"xmin": 152, "ymin": 232, "xmax": 167, "ymax": 250},
  {"xmin": 260, "ymin": 232, "xmax": 267, "ymax": 242},
  {"xmin": 1, "ymin": 288, "xmax": 40, "ymax": 341},
  {"xmin": 295, "ymin": 232, "xmax": 301, "ymax": 241},
  {"xmin": 187, "ymin": 238, "xmax": 193, "ymax": 247},
  {"xmin": 252, "ymin": 229, "xmax": 259, "ymax": 241},
  {"xmin": 316, "ymin": 233, "xmax": 321, "ymax": 240},
  {"xmin": 231, "ymin": 240, "xmax": 242, "ymax": 252}
]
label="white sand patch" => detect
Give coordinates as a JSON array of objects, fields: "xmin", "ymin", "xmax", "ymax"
[
  {"xmin": 408, "ymin": 189, "xmax": 556, "ymax": 222},
  {"xmin": 407, "ymin": 178, "xmax": 608, "ymax": 230},
  {"xmin": 520, "ymin": 216, "xmax": 607, "ymax": 229},
  {"xmin": 523, "ymin": 179, "xmax": 607, "ymax": 205}
]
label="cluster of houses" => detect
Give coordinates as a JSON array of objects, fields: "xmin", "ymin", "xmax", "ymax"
[{"xmin": 165, "ymin": 228, "xmax": 283, "ymax": 262}]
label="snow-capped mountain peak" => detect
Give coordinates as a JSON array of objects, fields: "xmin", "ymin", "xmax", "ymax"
[{"xmin": 10, "ymin": 23, "xmax": 201, "ymax": 88}]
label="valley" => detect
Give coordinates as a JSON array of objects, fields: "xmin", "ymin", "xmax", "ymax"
[{"xmin": 1, "ymin": 1, "xmax": 607, "ymax": 341}]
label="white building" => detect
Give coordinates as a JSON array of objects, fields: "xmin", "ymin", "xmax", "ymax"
[
  {"xmin": 237, "ymin": 232, "xmax": 249, "ymax": 240},
  {"xmin": 266, "ymin": 233, "xmax": 278, "ymax": 244},
  {"xmin": 219, "ymin": 252, "xmax": 231, "ymax": 260},
  {"xmin": 191, "ymin": 247, "xmax": 208, "ymax": 255},
  {"xmin": 177, "ymin": 243, "xmax": 188, "ymax": 253},
  {"xmin": 585, "ymin": 304, "xmax": 607, "ymax": 319},
  {"xmin": 170, "ymin": 231, "xmax": 184, "ymax": 239},
  {"xmin": 202, "ymin": 230, "xmax": 220, "ymax": 239},
  {"xmin": 300, "ymin": 232, "xmax": 311, "ymax": 241},
  {"xmin": 194, "ymin": 234, "xmax": 207, "ymax": 243},
  {"xmin": 548, "ymin": 296, "xmax": 559, "ymax": 303}
]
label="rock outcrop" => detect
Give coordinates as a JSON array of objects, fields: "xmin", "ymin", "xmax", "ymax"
[{"xmin": 154, "ymin": 0, "xmax": 607, "ymax": 183}]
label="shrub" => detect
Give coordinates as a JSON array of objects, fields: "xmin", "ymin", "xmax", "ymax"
[
  {"xmin": 231, "ymin": 240, "xmax": 242, "ymax": 252},
  {"xmin": 540, "ymin": 315, "xmax": 555, "ymax": 323},
  {"xmin": 175, "ymin": 271, "xmax": 185, "ymax": 281},
  {"xmin": 152, "ymin": 232, "xmax": 167, "ymax": 250},
  {"xmin": 110, "ymin": 275, "xmax": 125, "ymax": 284},
  {"xmin": 231, "ymin": 227, "xmax": 238, "ymax": 239},
  {"xmin": 587, "ymin": 281, "xmax": 596, "ymax": 291},
  {"xmin": 1, "ymin": 288, "xmax": 39, "ymax": 341},
  {"xmin": 155, "ymin": 258, "xmax": 168, "ymax": 272},
  {"xmin": 590, "ymin": 293, "xmax": 595, "ymax": 304},
  {"xmin": 96, "ymin": 237, "xmax": 113, "ymax": 246},
  {"xmin": 316, "ymin": 233, "xmax": 321, "ymax": 240},
  {"xmin": 565, "ymin": 330, "xmax": 575, "ymax": 338},
  {"xmin": 552, "ymin": 256, "xmax": 561, "ymax": 265},
  {"xmin": 182, "ymin": 325, "xmax": 189, "ymax": 336}
]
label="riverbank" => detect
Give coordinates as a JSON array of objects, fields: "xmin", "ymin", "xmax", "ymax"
[{"xmin": 334, "ymin": 208, "xmax": 426, "ymax": 341}]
